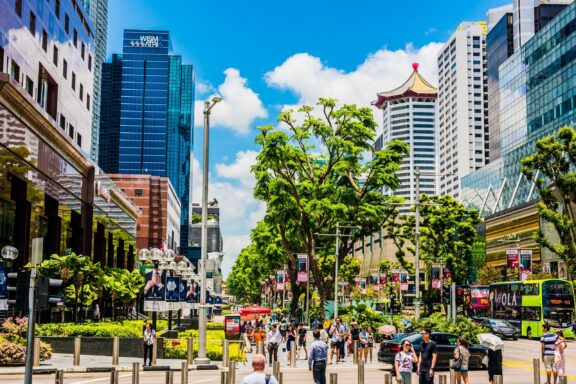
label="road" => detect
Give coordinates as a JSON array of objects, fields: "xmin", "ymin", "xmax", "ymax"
[{"xmin": 1, "ymin": 339, "xmax": 574, "ymax": 383}]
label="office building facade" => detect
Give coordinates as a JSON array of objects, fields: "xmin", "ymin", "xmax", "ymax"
[
  {"xmin": 190, "ymin": 202, "xmax": 223, "ymax": 263},
  {"xmin": 437, "ymin": 22, "xmax": 489, "ymax": 198},
  {"xmin": 99, "ymin": 30, "xmax": 194, "ymax": 259},
  {"xmin": 374, "ymin": 63, "xmax": 437, "ymax": 208}
]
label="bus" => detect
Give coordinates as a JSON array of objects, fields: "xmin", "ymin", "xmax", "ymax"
[
  {"xmin": 489, "ymin": 279, "xmax": 575, "ymax": 339},
  {"xmin": 470, "ymin": 285, "xmax": 490, "ymax": 317}
]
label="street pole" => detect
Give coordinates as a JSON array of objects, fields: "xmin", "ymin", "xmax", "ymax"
[
  {"xmin": 25, "ymin": 238, "xmax": 42, "ymax": 384},
  {"xmin": 195, "ymin": 97, "xmax": 221, "ymax": 365},
  {"xmin": 305, "ymin": 254, "xmax": 310, "ymax": 324},
  {"xmin": 414, "ymin": 167, "xmax": 421, "ymax": 320},
  {"xmin": 333, "ymin": 223, "xmax": 340, "ymax": 319}
]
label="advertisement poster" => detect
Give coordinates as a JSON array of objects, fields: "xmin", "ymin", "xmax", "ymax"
[
  {"xmin": 178, "ymin": 279, "xmax": 188, "ymax": 302},
  {"xmin": 276, "ymin": 270, "xmax": 285, "ymax": 291},
  {"xmin": 379, "ymin": 274, "xmax": 387, "ymax": 285},
  {"xmin": 370, "ymin": 274, "xmax": 379, "ymax": 286},
  {"xmin": 186, "ymin": 281, "xmax": 199, "ymax": 305},
  {"xmin": 359, "ymin": 278, "xmax": 367, "ymax": 294},
  {"xmin": 400, "ymin": 271, "xmax": 409, "ymax": 292},
  {"xmin": 392, "ymin": 270, "xmax": 400, "ymax": 284},
  {"xmin": 165, "ymin": 276, "xmax": 180, "ymax": 302},
  {"xmin": 520, "ymin": 249, "xmax": 532, "ymax": 281},
  {"xmin": 506, "ymin": 249, "xmax": 519, "ymax": 269},
  {"xmin": 443, "ymin": 267, "xmax": 452, "ymax": 281},
  {"xmin": 143, "ymin": 267, "xmax": 167, "ymax": 311},
  {"xmin": 431, "ymin": 264, "xmax": 442, "ymax": 289},
  {"xmin": 0, "ymin": 266, "xmax": 7, "ymax": 310},
  {"xmin": 490, "ymin": 283, "xmax": 522, "ymax": 323},
  {"xmin": 297, "ymin": 254, "xmax": 308, "ymax": 283}
]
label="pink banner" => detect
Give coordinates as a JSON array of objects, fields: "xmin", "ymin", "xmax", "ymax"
[
  {"xmin": 507, "ymin": 249, "xmax": 519, "ymax": 269},
  {"xmin": 297, "ymin": 254, "xmax": 308, "ymax": 283},
  {"xmin": 400, "ymin": 272, "xmax": 408, "ymax": 292}
]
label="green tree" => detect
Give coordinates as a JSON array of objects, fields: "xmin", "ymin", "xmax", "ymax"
[
  {"xmin": 103, "ymin": 268, "xmax": 144, "ymax": 320},
  {"xmin": 475, "ymin": 265, "xmax": 504, "ymax": 285},
  {"xmin": 521, "ymin": 126, "xmax": 576, "ymax": 278},
  {"xmin": 253, "ymin": 98, "xmax": 409, "ymax": 310}
]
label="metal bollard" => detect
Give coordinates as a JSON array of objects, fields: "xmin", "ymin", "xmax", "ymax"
[
  {"xmin": 438, "ymin": 374, "xmax": 448, "ymax": 384},
  {"xmin": 279, "ymin": 372, "xmax": 284, "ymax": 384},
  {"xmin": 257, "ymin": 341, "xmax": 264, "ymax": 355},
  {"xmin": 223, "ymin": 340, "xmax": 229, "ymax": 367},
  {"xmin": 55, "ymin": 370, "xmax": 64, "ymax": 384},
  {"xmin": 33, "ymin": 337, "xmax": 41, "ymax": 367},
  {"xmin": 384, "ymin": 372, "xmax": 392, "ymax": 384},
  {"xmin": 228, "ymin": 361, "xmax": 236, "ymax": 384},
  {"xmin": 181, "ymin": 361, "xmax": 188, "ymax": 384},
  {"xmin": 273, "ymin": 361, "xmax": 280, "ymax": 379},
  {"xmin": 533, "ymin": 358, "xmax": 541, "ymax": 384},
  {"xmin": 110, "ymin": 370, "xmax": 119, "ymax": 384},
  {"xmin": 558, "ymin": 377, "xmax": 567, "ymax": 384},
  {"xmin": 187, "ymin": 338, "xmax": 194, "ymax": 365},
  {"xmin": 330, "ymin": 372, "xmax": 338, "ymax": 384},
  {"xmin": 112, "ymin": 336, "xmax": 120, "ymax": 366},
  {"xmin": 449, "ymin": 359, "xmax": 456, "ymax": 384},
  {"xmin": 290, "ymin": 341, "xmax": 296, "ymax": 367},
  {"xmin": 164, "ymin": 371, "xmax": 174, "ymax": 384},
  {"xmin": 221, "ymin": 372, "xmax": 227, "ymax": 384},
  {"xmin": 73, "ymin": 337, "xmax": 81, "ymax": 366},
  {"xmin": 353, "ymin": 341, "xmax": 358, "ymax": 365},
  {"xmin": 152, "ymin": 340, "xmax": 158, "ymax": 366},
  {"xmin": 131, "ymin": 362, "xmax": 139, "ymax": 384},
  {"xmin": 494, "ymin": 375, "xmax": 503, "ymax": 384},
  {"xmin": 357, "ymin": 360, "xmax": 364, "ymax": 384}
]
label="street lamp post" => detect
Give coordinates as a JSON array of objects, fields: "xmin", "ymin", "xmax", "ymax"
[
  {"xmin": 414, "ymin": 167, "xmax": 421, "ymax": 320},
  {"xmin": 195, "ymin": 97, "xmax": 221, "ymax": 365}
]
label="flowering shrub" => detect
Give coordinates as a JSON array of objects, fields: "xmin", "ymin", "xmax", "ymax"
[
  {"xmin": 0, "ymin": 338, "xmax": 26, "ymax": 365},
  {"xmin": 0, "ymin": 317, "xmax": 53, "ymax": 365}
]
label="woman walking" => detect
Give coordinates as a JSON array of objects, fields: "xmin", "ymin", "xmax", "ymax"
[
  {"xmin": 359, "ymin": 326, "xmax": 369, "ymax": 363},
  {"xmin": 394, "ymin": 339, "xmax": 418, "ymax": 384},
  {"xmin": 555, "ymin": 330, "xmax": 568, "ymax": 381},
  {"xmin": 143, "ymin": 322, "xmax": 156, "ymax": 367},
  {"xmin": 366, "ymin": 326, "xmax": 375, "ymax": 362},
  {"xmin": 286, "ymin": 325, "xmax": 296, "ymax": 365},
  {"xmin": 453, "ymin": 338, "xmax": 470, "ymax": 384}
]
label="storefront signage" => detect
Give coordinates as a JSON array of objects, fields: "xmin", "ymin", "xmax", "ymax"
[{"xmin": 130, "ymin": 35, "xmax": 160, "ymax": 48}]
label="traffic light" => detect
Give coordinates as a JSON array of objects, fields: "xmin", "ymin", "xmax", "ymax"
[
  {"xmin": 456, "ymin": 287, "xmax": 465, "ymax": 306},
  {"xmin": 36, "ymin": 277, "xmax": 64, "ymax": 311},
  {"xmin": 390, "ymin": 296, "xmax": 397, "ymax": 313},
  {"xmin": 15, "ymin": 270, "xmax": 31, "ymax": 312},
  {"xmin": 442, "ymin": 285, "xmax": 450, "ymax": 305}
]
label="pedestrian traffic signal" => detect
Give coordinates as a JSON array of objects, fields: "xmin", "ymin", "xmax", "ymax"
[
  {"xmin": 36, "ymin": 277, "xmax": 64, "ymax": 311},
  {"xmin": 456, "ymin": 287, "xmax": 464, "ymax": 306},
  {"xmin": 441, "ymin": 285, "xmax": 450, "ymax": 305}
]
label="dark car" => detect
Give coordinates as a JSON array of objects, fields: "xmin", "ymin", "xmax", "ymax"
[
  {"xmin": 480, "ymin": 319, "xmax": 518, "ymax": 340},
  {"xmin": 377, "ymin": 332, "xmax": 488, "ymax": 370}
]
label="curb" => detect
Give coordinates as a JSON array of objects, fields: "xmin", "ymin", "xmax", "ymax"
[{"xmin": 0, "ymin": 364, "xmax": 223, "ymax": 376}]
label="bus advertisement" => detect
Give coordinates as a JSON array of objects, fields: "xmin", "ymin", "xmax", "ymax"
[
  {"xmin": 470, "ymin": 285, "xmax": 490, "ymax": 317},
  {"xmin": 489, "ymin": 279, "xmax": 575, "ymax": 339}
]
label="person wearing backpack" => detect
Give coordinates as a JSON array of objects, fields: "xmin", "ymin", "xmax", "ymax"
[
  {"xmin": 241, "ymin": 354, "xmax": 279, "ymax": 384},
  {"xmin": 453, "ymin": 338, "xmax": 470, "ymax": 384},
  {"xmin": 394, "ymin": 339, "xmax": 418, "ymax": 383}
]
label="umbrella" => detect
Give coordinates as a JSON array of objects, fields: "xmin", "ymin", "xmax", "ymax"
[
  {"xmin": 477, "ymin": 333, "xmax": 504, "ymax": 351},
  {"xmin": 239, "ymin": 305, "xmax": 272, "ymax": 316},
  {"xmin": 379, "ymin": 325, "xmax": 397, "ymax": 335}
]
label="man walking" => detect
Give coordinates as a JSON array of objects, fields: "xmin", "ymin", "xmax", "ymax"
[
  {"xmin": 241, "ymin": 354, "xmax": 279, "ymax": 384},
  {"xmin": 267, "ymin": 324, "xmax": 282, "ymax": 367},
  {"xmin": 417, "ymin": 328, "xmax": 437, "ymax": 384},
  {"xmin": 309, "ymin": 330, "xmax": 328, "ymax": 384},
  {"xmin": 329, "ymin": 318, "xmax": 345, "ymax": 364},
  {"xmin": 540, "ymin": 323, "xmax": 558, "ymax": 384}
]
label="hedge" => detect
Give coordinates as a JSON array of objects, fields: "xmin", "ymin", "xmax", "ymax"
[{"xmin": 36, "ymin": 320, "xmax": 168, "ymax": 337}]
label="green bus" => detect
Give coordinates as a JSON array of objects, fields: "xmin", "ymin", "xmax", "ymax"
[{"xmin": 489, "ymin": 279, "xmax": 575, "ymax": 339}]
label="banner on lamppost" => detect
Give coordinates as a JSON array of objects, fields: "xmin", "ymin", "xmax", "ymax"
[
  {"xmin": 379, "ymin": 273, "xmax": 387, "ymax": 285},
  {"xmin": 400, "ymin": 271, "xmax": 409, "ymax": 292},
  {"xmin": 520, "ymin": 249, "xmax": 532, "ymax": 281},
  {"xmin": 0, "ymin": 266, "xmax": 7, "ymax": 310},
  {"xmin": 276, "ymin": 270, "xmax": 285, "ymax": 291},
  {"xmin": 165, "ymin": 275, "xmax": 180, "ymax": 302},
  {"xmin": 143, "ymin": 267, "xmax": 167, "ymax": 311},
  {"xmin": 359, "ymin": 278, "xmax": 367, "ymax": 294},
  {"xmin": 506, "ymin": 249, "xmax": 519, "ymax": 269},
  {"xmin": 370, "ymin": 274, "xmax": 379, "ymax": 286},
  {"xmin": 443, "ymin": 267, "xmax": 452, "ymax": 281},
  {"xmin": 297, "ymin": 254, "xmax": 308, "ymax": 283},
  {"xmin": 185, "ymin": 280, "xmax": 200, "ymax": 307},
  {"xmin": 392, "ymin": 270, "xmax": 400, "ymax": 284},
  {"xmin": 431, "ymin": 264, "xmax": 442, "ymax": 289}
]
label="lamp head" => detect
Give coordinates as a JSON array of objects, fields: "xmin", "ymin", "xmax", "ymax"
[
  {"xmin": 1, "ymin": 246, "xmax": 18, "ymax": 261},
  {"xmin": 212, "ymin": 96, "xmax": 222, "ymax": 104}
]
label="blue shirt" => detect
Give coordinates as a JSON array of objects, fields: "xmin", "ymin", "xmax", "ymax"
[
  {"xmin": 540, "ymin": 332, "xmax": 558, "ymax": 356},
  {"xmin": 308, "ymin": 340, "xmax": 328, "ymax": 369}
]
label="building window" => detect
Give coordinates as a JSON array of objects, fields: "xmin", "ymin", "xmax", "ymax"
[
  {"xmin": 53, "ymin": 45, "xmax": 58, "ymax": 66},
  {"xmin": 55, "ymin": 0, "xmax": 60, "ymax": 18},
  {"xmin": 79, "ymin": 83, "xmax": 83, "ymax": 101},
  {"xmin": 59, "ymin": 114, "xmax": 66, "ymax": 129},
  {"xmin": 64, "ymin": 14, "xmax": 69, "ymax": 34},
  {"xmin": 68, "ymin": 124, "xmax": 74, "ymax": 139},
  {"xmin": 10, "ymin": 61, "xmax": 20, "ymax": 82},
  {"xmin": 135, "ymin": 189, "xmax": 143, "ymax": 197},
  {"xmin": 29, "ymin": 11, "xmax": 36, "ymax": 35},
  {"xmin": 62, "ymin": 59, "xmax": 67, "ymax": 78},
  {"xmin": 42, "ymin": 30, "xmax": 48, "ymax": 51},
  {"xmin": 25, "ymin": 76, "xmax": 33, "ymax": 96},
  {"xmin": 0, "ymin": 47, "xmax": 4, "ymax": 72},
  {"xmin": 81, "ymin": 42, "xmax": 85, "ymax": 60},
  {"xmin": 71, "ymin": 72, "xmax": 76, "ymax": 90},
  {"xmin": 76, "ymin": 133, "xmax": 82, "ymax": 147},
  {"xmin": 88, "ymin": 55, "xmax": 92, "ymax": 71},
  {"xmin": 73, "ymin": 29, "xmax": 78, "ymax": 47},
  {"xmin": 15, "ymin": 0, "xmax": 22, "ymax": 18},
  {"xmin": 86, "ymin": 93, "xmax": 90, "ymax": 110}
]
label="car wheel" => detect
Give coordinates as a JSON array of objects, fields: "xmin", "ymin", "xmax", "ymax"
[
  {"xmin": 527, "ymin": 328, "xmax": 533, "ymax": 340},
  {"xmin": 513, "ymin": 337, "xmax": 518, "ymax": 341}
]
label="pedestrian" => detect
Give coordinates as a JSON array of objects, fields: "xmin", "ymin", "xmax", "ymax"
[
  {"xmin": 486, "ymin": 348, "xmax": 502, "ymax": 383},
  {"xmin": 296, "ymin": 323, "xmax": 308, "ymax": 360},
  {"xmin": 329, "ymin": 318, "xmax": 345, "ymax": 364},
  {"xmin": 554, "ymin": 330, "xmax": 568, "ymax": 382},
  {"xmin": 318, "ymin": 323, "xmax": 329, "ymax": 345},
  {"xmin": 395, "ymin": 339, "xmax": 418, "ymax": 384},
  {"xmin": 309, "ymin": 330, "xmax": 328, "ymax": 384},
  {"xmin": 359, "ymin": 326, "xmax": 369, "ymax": 363},
  {"xmin": 286, "ymin": 324, "xmax": 297, "ymax": 365},
  {"xmin": 240, "ymin": 354, "xmax": 279, "ymax": 384},
  {"xmin": 453, "ymin": 337, "xmax": 470, "ymax": 384},
  {"xmin": 366, "ymin": 326, "xmax": 375, "ymax": 362},
  {"xmin": 267, "ymin": 324, "xmax": 282, "ymax": 367},
  {"xmin": 541, "ymin": 323, "xmax": 558, "ymax": 384},
  {"xmin": 143, "ymin": 322, "xmax": 156, "ymax": 367},
  {"xmin": 416, "ymin": 328, "xmax": 437, "ymax": 384},
  {"xmin": 350, "ymin": 322, "xmax": 360, "ymax": 358}
]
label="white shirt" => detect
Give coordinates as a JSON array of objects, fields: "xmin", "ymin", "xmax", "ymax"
[
  {"xmin": 267, "ymin": 330, "xmax": 282, "ymax": 345},
  {"xmin": 241, "ymin": 372, "xmax": 279, "ymax": 384}
]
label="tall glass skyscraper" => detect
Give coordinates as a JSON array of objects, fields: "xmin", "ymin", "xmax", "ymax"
[{"xmin": 99, "ymin": 30, "xmax": 194, "ymax": 259}]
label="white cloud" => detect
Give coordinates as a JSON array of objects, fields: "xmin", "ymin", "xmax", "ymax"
[
  {"xmin": 264, "ymin": 43, "xmax": 444, "ymax": 125},
  {"xmin": 192, "ymin": 150, "xmax": 265, "ymax": 277},
  {"xmin": 194, "ymin": 68, "xmax": 268, "ymax": 135},
  {"xmin": 195, "ymin": 80, "xmax": 214, "ymax": 96}
]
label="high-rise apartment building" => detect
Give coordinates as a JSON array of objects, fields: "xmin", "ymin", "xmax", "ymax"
[
  {"xmin": 98, "ymin": 30, "xmax": 195, "ymax": 260},
  {"xmin": 437, "ymin": 22, "xmax": 489, "ymax": 198},
  {"xmin": 513, "ymin": 0, "xmax": 572, "ymax": 48},
  {"xmin": 374, "ymin": 64, "xmax": 437, "ymax": 208},
  {"xmin": 79, "ymin": 0, "xmax": 108, "ymax": 164}
]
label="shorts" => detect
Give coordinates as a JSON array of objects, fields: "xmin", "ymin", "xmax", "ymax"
[
  {"xmin": 330, "ymin": 341, "xmax": 339, "ymax": 348},
  {"xmin": 298, "ymin": 340, "xmax": 306, "ymax": 347},
  {"xmin": 455, "ymin": 369, "xmax": 468, "ymax": 376},
  {"xmin": 543, "ymin": 355, "xmax": 557, "ymax": 372},
  {"xmin": 359, "ymin": 343, "xmax": 366, "ymax": 349}
]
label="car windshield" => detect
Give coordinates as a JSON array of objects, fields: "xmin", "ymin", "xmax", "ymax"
[
  {"xmin": 490, "ymin": 319, "xmax": 511, "ymax": 327},
  {"xmin": 395, "ymin": 333, "xmax": 421, "ymax": 343}
]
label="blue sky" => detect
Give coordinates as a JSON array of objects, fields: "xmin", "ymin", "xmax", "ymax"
[{"xmin": 107, "ymin": 0, "xmax": 509, "ymax": 275}]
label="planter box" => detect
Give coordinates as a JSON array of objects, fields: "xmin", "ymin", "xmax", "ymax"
[{"xmin": 40, "ymin": 337, "xmax": 166, "ymax": 358}]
